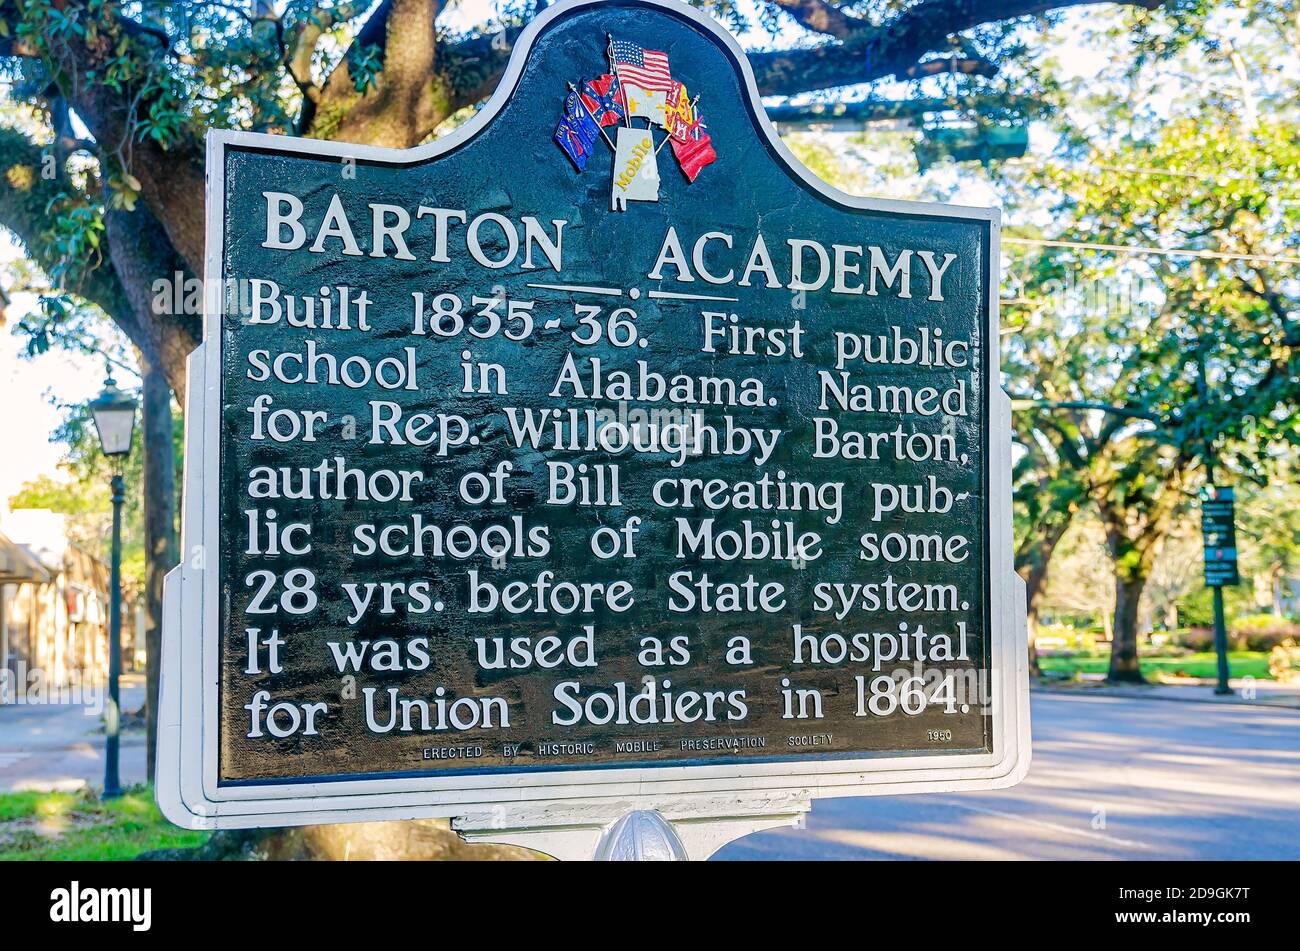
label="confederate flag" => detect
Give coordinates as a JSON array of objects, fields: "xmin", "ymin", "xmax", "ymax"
[{"xmin": 580, "ymin": 74, "xmax": 625, "ymax": 126}]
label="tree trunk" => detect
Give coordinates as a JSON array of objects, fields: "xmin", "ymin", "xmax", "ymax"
[
  {"xmin": 1024, "ymin": 599, "xmax": 1043, "ymax": 680},
  {"xmin": 139, "ymin": 351, "xmax": 177, "ymax": 781},
  {"xmin": 1108, "ymin": 571, "xmax": 1147, "ymax": 683},
  {"xmin": 1021, "ymin": 554, "xmax": 1053, "ymax": 680},
  {"xmin": 1016, "ymin": 516, "xmax": 1072, "ymax": 681},
  {"xmin": 104, "ymin": 203, "xmax": 200, "ymax": 400}
]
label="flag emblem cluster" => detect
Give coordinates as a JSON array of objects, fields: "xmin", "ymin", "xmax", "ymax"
[{"xmin": 554, "ymin": 33, "xmax": 718, "ymax": 210}]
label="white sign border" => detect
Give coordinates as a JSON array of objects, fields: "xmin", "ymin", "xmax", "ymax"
[{"xmin": 157, "ymin": 0, "xmax": 1029, "ymax": 836}]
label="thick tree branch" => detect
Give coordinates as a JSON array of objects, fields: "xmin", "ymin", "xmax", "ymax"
[
  {"xmin": 441, "ymin": 24, "xmax": 527, "ymax": 114},
  {"xmin": 285, "ymin": 2, "xmax": 368, "ymax": 131},
  {"xmin": 299, "ymin": 0, "xmax": 1168, "ymax": 144},
  {"xmin": 904, "ymin": 54, "xmax": 999, "ymax": 78},
  {"xmin": 311, "ymin": 0, "xmax": 449, "ymax": 145},
  {"xmin": 771, "ymin": 0, "xmax": 865, "ymax": 38},
  {"xmin": 750, "ymin": 0, "xmax": 1167, "ymax": 96},
  {"xmin": 103, "ymin": 201, "xmax": 199, "ymax": 401},
  {"xmin": 768, "ymin": 93, "xmax": 1040, "ymax": 125}
]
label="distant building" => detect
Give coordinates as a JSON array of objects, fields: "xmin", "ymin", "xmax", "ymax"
[{"xmin": 0, "ymin": 509, "xmax": 138, "ymax": 696}]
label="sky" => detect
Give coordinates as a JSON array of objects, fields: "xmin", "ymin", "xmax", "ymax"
[
  {"xmin": 0, "ymin": 0, "xmax": 1116, "ymax": 516},
  {"xmin": 0, "ymin": 239, "xmax": 105, "ymax": 514}
]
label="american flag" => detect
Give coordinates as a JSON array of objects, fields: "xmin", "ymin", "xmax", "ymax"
[{"xmin": 610, "ymin": 39, "xmax": 674, "ymax": 93}]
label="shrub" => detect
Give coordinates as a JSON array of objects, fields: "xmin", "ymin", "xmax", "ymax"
[
  {"xmin": 1268, "ymin": 639, "xmax": 1300, "ymax": 684},
  {"xmin": 1173, "ymin": 627, "xmax": 1215, "ymax": 651},
  {"xmin": 1170, "ymin": 616, "xmax": 1299, "ymax": 652},
  {"xmin": 1177, "ymin": 587, "xmax": 1257, "ymax": 629},
  {"xmin": 1232, "ymin": 614, "xmax": 1300, "ymax": 651},
  {"xmin": 1033, "ymin": 623, "xmax": 1098, "ymax": 654}
]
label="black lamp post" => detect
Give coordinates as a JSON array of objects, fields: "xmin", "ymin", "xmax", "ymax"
[{"xmin": 88, "ymin": 373, "xmax": 137, "ymax": 800}]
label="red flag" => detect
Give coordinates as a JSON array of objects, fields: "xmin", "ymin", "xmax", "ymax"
[{"xmin": 670, "ymin": 116, "xmax": 716, "ymax": 182}]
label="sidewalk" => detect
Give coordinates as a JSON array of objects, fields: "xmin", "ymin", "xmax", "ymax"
[
  {"xmin": 1035, "ymin": 675, "xmax": 1300, "ymax": 710},
  {"xmin": 0, "ymin": 673, "xmax": 148, "ymax": 793}
]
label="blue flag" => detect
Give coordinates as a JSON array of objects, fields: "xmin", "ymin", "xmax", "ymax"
[{"xmin": 554, "ymin": 92, "xmax": 601, "ymax": 171}]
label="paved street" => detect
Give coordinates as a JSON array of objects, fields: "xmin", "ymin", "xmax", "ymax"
[
  {"xmin": 0, "ymin": 676, "xmax": 147, "ymax": 793},
  {"xmin": 717, "ymin": 691, "xmax": 1300, "ymax": 860},
  {"xmin": 2, "ymin": 684, "xmax": 1297, "ymax": 860}
]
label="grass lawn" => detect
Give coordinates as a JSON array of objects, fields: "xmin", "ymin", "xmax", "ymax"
[
  {"xmin": 0, "ymin": 786, "xmax": 208, "ymax": 861},
  {"xmin": 1038, "ymin": 650, "xmax": 1271, "ymax": 681}
]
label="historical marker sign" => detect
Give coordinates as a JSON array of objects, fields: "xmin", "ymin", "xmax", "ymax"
[
  {"xmin": 1201, "ymin": 486, "xmax": 1240, "ymax": 587},
  {"xmin": 158, "ymin": 0, "xmax": 1029, "ymax": 847}
]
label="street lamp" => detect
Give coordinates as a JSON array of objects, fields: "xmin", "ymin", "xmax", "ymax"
[{"xmin": 88, "ymin": 373, "xmax": 137, "ymax": 799}]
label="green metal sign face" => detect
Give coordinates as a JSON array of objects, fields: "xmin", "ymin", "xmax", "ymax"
[
  {"xmin": 1201, "ymin": 486, "xmax": 1240, "ymax": 587},
  {"xmin": 158, "ymin": 1, "xmax": 1026, "ymax": 829}
]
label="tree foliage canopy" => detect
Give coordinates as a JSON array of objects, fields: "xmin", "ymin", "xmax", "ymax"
[
  {"xmin": 1002, "ymin": 2, "xmax": 1298, "ymax": 676},
  {"xmin": 0, "ymin": 0, "xmax": 1204, "ymax": 395}
]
